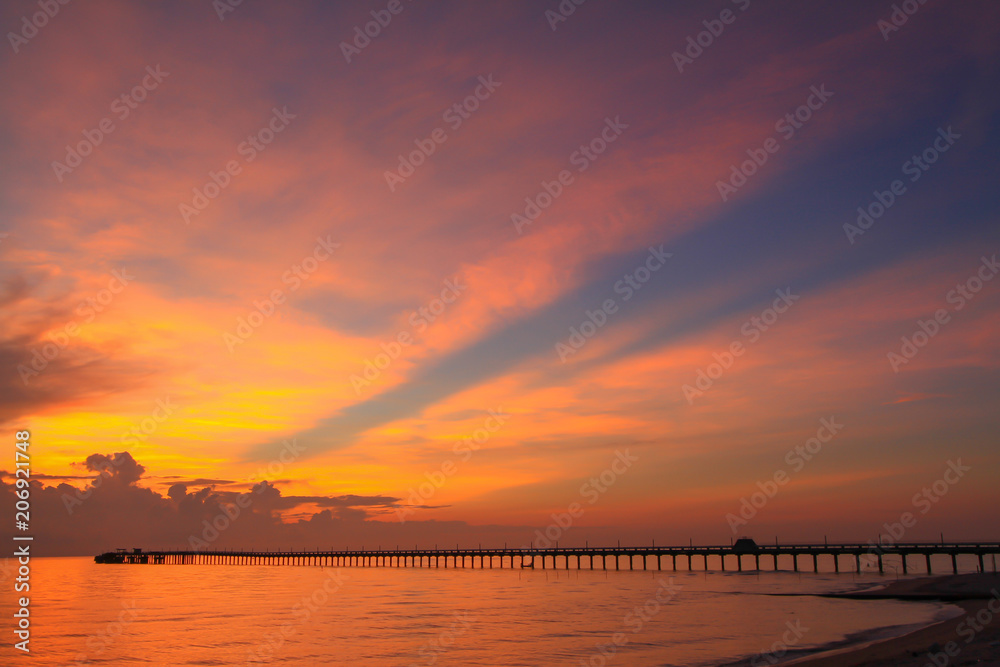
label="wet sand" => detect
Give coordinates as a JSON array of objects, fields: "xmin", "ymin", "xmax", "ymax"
[{"xmin": 723, "ymin": 574, "xmax": 1000, "ymax": 666}]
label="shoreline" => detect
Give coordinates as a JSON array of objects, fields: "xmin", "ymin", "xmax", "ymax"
[{"xmin": 720, "ymin": 573, "xmax": 1000, "ymax": 667}]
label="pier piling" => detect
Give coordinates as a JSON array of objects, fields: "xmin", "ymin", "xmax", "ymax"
[{"xmin": 93, "ymin": 542, "xmax": 1000, "ymax": 575}]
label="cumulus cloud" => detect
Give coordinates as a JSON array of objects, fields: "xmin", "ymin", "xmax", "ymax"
[
  {"xmin": 0, "ymin": 452, "xmax": 555, "ymax": 556},
  {"xmin": 82, "ymin": 451, "xmax": 146, "ymax": 485}
]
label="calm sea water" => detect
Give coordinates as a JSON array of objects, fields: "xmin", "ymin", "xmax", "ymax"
[{"xmin": 1, "ymin": 557, "xmax": 962, "ymax": 666}]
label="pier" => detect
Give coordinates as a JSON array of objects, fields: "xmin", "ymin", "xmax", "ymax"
[{"xmin": 95, "ymin": 541, "xmax": 1000, "ymax": 574}]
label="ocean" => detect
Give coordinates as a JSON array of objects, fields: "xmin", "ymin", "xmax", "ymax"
[{"xmin": 1, "ymin": 556, "xmax": 964, "ymax": 666}]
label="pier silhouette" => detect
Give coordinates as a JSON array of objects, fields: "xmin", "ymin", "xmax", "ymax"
[{"xmin": 95, "ymin": 540, "xmax": 1000, "ymax": 574}]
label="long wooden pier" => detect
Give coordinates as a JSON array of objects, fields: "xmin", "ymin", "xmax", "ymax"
[{"xmin": 96, "ymin": 541, "xmax": 1000, "ymax": 575}]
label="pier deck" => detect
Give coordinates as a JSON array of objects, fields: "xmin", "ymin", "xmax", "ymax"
[{"xmin": 95, "ymin": 542, "xmax": 1000, "ymax": 574}]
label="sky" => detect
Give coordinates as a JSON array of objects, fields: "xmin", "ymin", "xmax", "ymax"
[{"xmin": 1, "ymin": 0, "xmax": 998, "ymax": 556}]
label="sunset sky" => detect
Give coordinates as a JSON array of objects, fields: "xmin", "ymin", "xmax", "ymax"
[{"xmin": 2, "ymin": 0, "xmax": 998, "ymax": 555}]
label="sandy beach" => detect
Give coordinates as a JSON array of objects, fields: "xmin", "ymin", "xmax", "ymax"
[{"xmin": 779, "ymin": 574, "xmax": 1000, "ymax": 666}]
